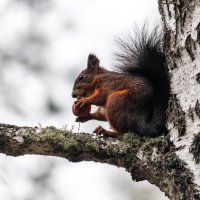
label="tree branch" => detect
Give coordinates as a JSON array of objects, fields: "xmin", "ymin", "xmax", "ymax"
[{"xmin": 0, "ymin": 123, "xmax": 199, "ymax": 199}]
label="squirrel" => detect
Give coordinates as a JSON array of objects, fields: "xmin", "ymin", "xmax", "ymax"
[{"xmin": 71, "ymin": 26, "xmax": 170, "ymax": 137}]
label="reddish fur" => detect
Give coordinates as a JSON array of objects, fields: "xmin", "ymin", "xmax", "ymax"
[
  {"xmin": 72, "ymin": 66, "xmax": 154, "ymax": 137},
  {"xmin": 91, "ymin": 106, "xmax": 107, "ymax": 121},
  {"xmin": 72, "ymin": 43, "xmax": 169, "ymax": 137}
]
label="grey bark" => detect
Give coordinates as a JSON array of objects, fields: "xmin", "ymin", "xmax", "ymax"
[
  {"xmin": 158, "ymin": 0, "xmax": 200, "ymax": 199},
  {"xmin": 159, "ymin": 0, "xmax": 200, "ymax": 135}
]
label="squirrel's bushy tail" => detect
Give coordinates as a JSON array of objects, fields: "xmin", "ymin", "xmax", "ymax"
[{"xmin": 115, "ymin": 25, "xmax": 170, "ymax": 136}]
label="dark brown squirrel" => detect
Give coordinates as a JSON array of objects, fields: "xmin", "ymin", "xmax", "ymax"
[{"xmin": 71, "ymin": 27, "xmax": 170, "ymax": 137}]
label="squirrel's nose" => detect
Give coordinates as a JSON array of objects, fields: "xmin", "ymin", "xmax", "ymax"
[{"xmin": 72, "ymin": 92, "xmax": 77, "ymax": 98}]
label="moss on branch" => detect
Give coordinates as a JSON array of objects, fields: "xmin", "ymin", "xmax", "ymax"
[{"xmin": 0, "ymin": 123, "xmax": 200, "ymax": 199}]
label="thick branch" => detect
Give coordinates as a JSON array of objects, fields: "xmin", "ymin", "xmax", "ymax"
[{"xmin": 0, "ymin": 123, "xmax": 199, "ymax": 199}]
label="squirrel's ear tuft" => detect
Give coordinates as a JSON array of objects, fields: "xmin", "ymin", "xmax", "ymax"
[{"xmin": 87, "ymin": 54, "xmax": 100, "ymax": 70}]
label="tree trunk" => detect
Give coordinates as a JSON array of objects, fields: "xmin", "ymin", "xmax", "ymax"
[{"xmin": 159, "ymin": 0, "xmax": 200, "ymax": 199}]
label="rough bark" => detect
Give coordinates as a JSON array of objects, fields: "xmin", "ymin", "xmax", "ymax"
[
  {"xmin": 159, "ymin": 0, "xmax": 200, "ymax": 199},
  {"xmin": 0, "ymin": 123, "xmax": 199, "ymax": 200}
]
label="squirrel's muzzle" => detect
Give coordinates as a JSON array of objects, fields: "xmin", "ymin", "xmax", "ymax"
[{"xmin": 71, "ymin": 91, "xmax": 77, "ymax": 98}]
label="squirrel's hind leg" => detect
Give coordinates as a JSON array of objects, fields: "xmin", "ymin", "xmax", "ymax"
[
  {"xmin": 91, "ymin": 106, "xmax": 107, "ymax": 121},
  {"xmin": 76, "ymin": 106, "xmax": 107, "ymax": 123},
  {"xmin": 93, "ymin": 126, "xmax": 120, "ymax": 137}
]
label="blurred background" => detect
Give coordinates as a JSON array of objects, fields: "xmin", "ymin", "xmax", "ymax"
[{"xmin": 0, "ymin": 0, "xmax": 169, "ymax": 199}]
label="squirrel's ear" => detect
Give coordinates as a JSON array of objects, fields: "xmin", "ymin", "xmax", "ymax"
[{"xmin": 87, "ymin": 54, "xmax": 100, "ymax": 70}]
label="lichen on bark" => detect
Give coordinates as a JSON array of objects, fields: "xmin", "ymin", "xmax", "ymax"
[
  {"xmin": 190, "ymin": 132, "xmax": 200, "ymax": 163},
  {"xmin": 167, "ymin": 94, "xmax": 186, "ymax": 136}
]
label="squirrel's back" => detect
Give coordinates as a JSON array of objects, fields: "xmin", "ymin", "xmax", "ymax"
[{"xmin": 114, "ymin": 26, "xmax": 170, "ymax": 136}]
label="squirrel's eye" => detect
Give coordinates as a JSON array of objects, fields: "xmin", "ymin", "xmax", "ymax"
[{"xmin": 78, "ymin": 74, "xmax": 84, "ymax": 81}]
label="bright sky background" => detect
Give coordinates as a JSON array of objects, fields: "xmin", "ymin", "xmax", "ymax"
[{"xmin": 0, "ymin": 0, "xmax": 169, "ymax": 199}]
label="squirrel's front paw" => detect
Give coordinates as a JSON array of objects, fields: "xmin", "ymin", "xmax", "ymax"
[{"xmin": 75, "ymin": 98, "xmax": 89, "ymax": 109}]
